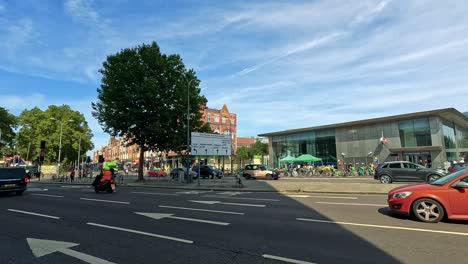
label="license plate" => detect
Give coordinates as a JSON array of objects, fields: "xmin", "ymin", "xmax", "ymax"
[
  {"xmin": 4, "ymin": 184, "xmax": 16, "ymax": 188},
  {"xmin": 111, "ymin": 184, "xmax": 116, "ymax": 190}
]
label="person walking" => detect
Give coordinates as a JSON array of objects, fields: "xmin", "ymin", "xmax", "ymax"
[{"xmin": 69, "ymin": 169, "xmax": 75, "ymax": 182}]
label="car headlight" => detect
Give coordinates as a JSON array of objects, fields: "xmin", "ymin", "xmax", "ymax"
[{"xmin": 393, "ymin": 191, "xmax": 412, "ymax": 199}]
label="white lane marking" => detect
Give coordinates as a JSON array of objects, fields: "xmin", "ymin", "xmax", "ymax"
[
  {"xmin": 216, "ymin": 191, "xmax": 251, "ymax": 196},
  {"xmin": 158, "ymin": 205, "xmax": 245, "ymax": 215},
  {"xmin": 202, "ymin": 195, "xmax": 280, "ymax": 202},
  {"xmin": 190, "ymin": 200, "xmax": 266, "ymax": 207},
  {"xmin": 27, "ymin": 188, "xmax": 49, "ymax": 192},
  {"xmin": 7, "ymin": 209, "xmax": 60, "ymax": 220},
  {"xmin": 262, "ymin": 254, "xmax": 316, "ymax": 264},
  {"xmin": 27, "ymin": 238, "xmax": 116, "ymax": 264},
  {"xmin": 285, "ymin": 195, "xmax": 358, "ymax": 200},
  {"xmin": 296, "ymin": 218, "xmax": 468, "ymax": 237},
  {"xmin": 176, "ymin": 190, "xmax": 211, "ymax": 195},
  {"xmin": 80, "ymin": 198, "xmax": 130, "ymax": 204},
  {"xmin": 131, "ymin": 191, "xmax": 178, "ymax": 196},
  {"xmin": 87, "ymin": 222, "xmax": 193, "ymax": 244},
  {"xmin": 135, "ymin": 212, "xmax": 230, "ymax": 226},
  {"xmin": 316, "ymin": 202, "xmax": 386, "ymax": 207},
  {"xmin": 31, "ymin": 194, "xmax": 64, "ymax": 198}
]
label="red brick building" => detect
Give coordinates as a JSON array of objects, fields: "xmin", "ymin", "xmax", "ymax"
[{"xmin": 201, "ymin": 104, "xmax": 237, "ymax": 152}]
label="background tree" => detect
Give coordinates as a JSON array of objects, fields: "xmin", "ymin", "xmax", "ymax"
[
  {"xmin": 16, "ymin": 105, "xmax": 94, "ymax": 165},
  {"xmin": 235, "ymin": 146, "xmax": 250, "ymax": 168},
  {"xmin": 0, "ymin": 107, "xmax": 18, "ymax": 156},
  {"xmin": 249, "ymin": 139, "xmax": 269, "ymax": 159},
  {"xmin": 93, "ymin": 41, "xmax": 210, "ymax": 181}
]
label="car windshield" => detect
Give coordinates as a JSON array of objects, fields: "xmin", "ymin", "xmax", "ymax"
[
  {"xmin": 430, "ymin": 169, "xmax": 467, "ymax": 186},
  {"xmin": 209, "ymin": 166, "xmax": 217, "ymax": 170}
]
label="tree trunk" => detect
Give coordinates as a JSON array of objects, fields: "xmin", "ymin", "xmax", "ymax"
[{"xmin": 138, "ymin": 144, "xmax": 145, "ymax": 181}]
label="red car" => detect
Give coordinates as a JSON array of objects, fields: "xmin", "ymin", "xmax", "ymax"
[
  {"xmin": 147, "ymin": 170, "xmax": 167, "ymax": 177},
  {"xmin": 388, "ymin": 169, "xmax": 468, "ymax": 223}
]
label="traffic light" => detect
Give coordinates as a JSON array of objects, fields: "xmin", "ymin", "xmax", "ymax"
[
  {"xmin": 40, "ymin": 140, "xmax": 46, "ymax": 149},
  {"xmin": 39, "ymin": 153, "xmax": 45, "ymax": 162},
  {"xmin": 98, "ymin": 155, "xmax": 104, "ymax": 163},
  {"xmin": 86, "ymin": 156, "xmax": 92, "ymax": 163}
]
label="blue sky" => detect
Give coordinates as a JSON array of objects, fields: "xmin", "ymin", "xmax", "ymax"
[{"xmin": 1, "ymin": 0, "xmax": 468, "ymax": 152}]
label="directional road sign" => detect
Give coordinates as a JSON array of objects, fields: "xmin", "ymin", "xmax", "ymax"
[{"xmin": 191, "ymin": 132, "xmax": 232, "ymax": 156}]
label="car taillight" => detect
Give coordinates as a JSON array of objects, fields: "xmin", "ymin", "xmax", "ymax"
[{"xmin": 24, "ymin": 177, "xmax": 29, "ymax": 183}]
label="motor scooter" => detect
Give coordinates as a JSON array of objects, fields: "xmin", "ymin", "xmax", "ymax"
[{"xmin": 92, "ymin": 175, "xmax": 116, "ymax": 193}]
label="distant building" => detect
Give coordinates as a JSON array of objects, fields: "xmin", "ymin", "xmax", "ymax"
[
  {"xmin": 237, "ymin": 137, "xmax": 255, "ymax": 148},
  {"xmin": 201, "ymin": 104, "xmax": 237, "ymax": 152},
  {"xmin": 94, "ymin": 104, "xmax": 238, "ymax": 168},
  {"xmin": 259, "ymin": 108, "xmax": 468, "ymax": 169}
]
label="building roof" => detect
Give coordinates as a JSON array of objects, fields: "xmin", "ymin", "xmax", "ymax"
[
  {"xmin": 237, "ymin": 137, "xmax": 255, "ymax": 146},
  {"xmin": 259, "ymin": 108, "xmax": 468, "ymax": 137}
]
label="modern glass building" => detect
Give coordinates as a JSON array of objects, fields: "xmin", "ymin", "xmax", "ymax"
[{"xmin": 259, "ymin": 108, "xmax": 468, "ymax": 169}]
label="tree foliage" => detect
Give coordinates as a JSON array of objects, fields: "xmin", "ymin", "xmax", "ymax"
[
  {"xmin": 0, "ymin": 107, "xmax": 18, "ymax": 155},
  {"xmin": 92, "ymin": 41, "xmax": 210, "ymax": 180},
  {"xmin": 16, "ymin": 105, "xmax": 94, "ymax": 164}
]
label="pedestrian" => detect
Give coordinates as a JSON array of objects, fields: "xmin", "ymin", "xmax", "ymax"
[{"xmin": 70, "ymin": 169, "xmax": 75, "ymax": 182}]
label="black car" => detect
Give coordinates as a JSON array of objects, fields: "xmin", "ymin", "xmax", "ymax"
[
  {"xmin": 0, "ymin": 167, "xmax": 28, "ymax": 195},
  {"xmin": 191, "ymin": 165, "xmax": 223, "ymax": 179},
  {"xmin": 170, "ymin": 168, "xmax": 198, "ymax": 179},
  {"xmin": 374, "ymin": 161, "xmax": 446, "ymax": 184}
]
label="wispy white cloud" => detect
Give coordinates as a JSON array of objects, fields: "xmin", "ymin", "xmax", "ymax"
[{"xmin": 64, "ymin": 0, "xmax": 99, "ymax": 26}]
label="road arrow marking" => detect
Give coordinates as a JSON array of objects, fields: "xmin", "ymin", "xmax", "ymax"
[
  {"xmin": 27, "ymin": 238, "xmax": 116, "ymax": 264},
  {"xmin": 135, "ymin": 212, "xmax": 230, "ymax": 226},
  {"xmin": 158, "ymin": 205, "xmax": 245, "ymax": 215},
  {"xmin": 190, "ymin": 200, "xmax": 266, "ymax": 207},
  {"xmin": 87, "ymin": 222, "xmax": 193, "ymax": 244},
  {"xmin": 7, "ymin": 209, "xmax": 60, "ymax": 219}
]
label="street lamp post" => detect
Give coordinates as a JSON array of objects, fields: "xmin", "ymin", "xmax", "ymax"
[
  {"xmin": 186, "ymin": 78, "xmax": 194, "ymax": 184},
  {"xmin": 50, "ymin": 118, "xmax": 73, "ymax": 177}
]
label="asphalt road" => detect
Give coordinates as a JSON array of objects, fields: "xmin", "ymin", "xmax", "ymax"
[{"xmin": 0, "ymin": 183, "xmax": 467, "ymax": 264}]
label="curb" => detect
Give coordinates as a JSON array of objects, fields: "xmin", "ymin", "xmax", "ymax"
[{"xmin": 30, "ymin": 181, "xmax": 389, "ymax": 194}]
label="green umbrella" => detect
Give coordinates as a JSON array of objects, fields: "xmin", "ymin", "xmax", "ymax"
[
  {"xmin": 293, "ymin": 154, "xmax": 322, "ymax": 162},
  {"xmin": 279, "ymin": 155, "xmax": 295, "ymax": 162}
]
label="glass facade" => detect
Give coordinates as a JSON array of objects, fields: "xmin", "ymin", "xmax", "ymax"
[
  {"xmin": 455, "ymin": 125, "xmax": 468, "ymax": 149},
  {"xmin": 442, "ymin": 121, "xmax": 457, "ymax": 149},
  {"xmin": 272, "ymin": 129, "xmax": 336, "ymax": 168},
  {"xmin": 399, "ymin": 118, "xmax": 432, "ymax": 147}
]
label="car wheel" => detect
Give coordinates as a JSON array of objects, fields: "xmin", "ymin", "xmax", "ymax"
[
  {"xmin": 412, "ymin": 198, "xmax": 444, "ymax": 223},
  {"xmin": 266, "ymin": 174, "xmax": 272, "ymax": 180},
  {"xmin": 427, "ymin": 174, "xmax": 440, "ymax": 183},
  {"xmin": 245, "ymin": 174, "xmax": 251, "ymax": 180},
  {"xmin": 379, "ymin": 174, "xmax": 392, "ymax": 184},
  {"xmin": 16, "ymin": 190, "xmax": 24, "ymax": 196}
]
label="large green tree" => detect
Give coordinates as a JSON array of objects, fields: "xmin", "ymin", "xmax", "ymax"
[
  {"xmin": 0, "ymin": 107, "xmax": 18, "ymax": 156},
  {"xmin": 16, "ymin": 105, "xmax": 94, "ymax": 165},
  {"xmin": 93, "ymin": 41, "xmax": 210, "ymax": 181}
]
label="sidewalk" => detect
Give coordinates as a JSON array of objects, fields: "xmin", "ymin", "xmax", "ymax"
[{"xmin": 30, "ymin": 175, "xmax": 406, "ymax": 194}]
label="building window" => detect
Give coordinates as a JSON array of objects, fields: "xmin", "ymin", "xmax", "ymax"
[
  {"xmin": 399, "ymin": 118, "xmax": 432, "ymax": 147},
  {"xmin": 222, "ymin": 117, "xmax": 227, "ymax": 123},
  {"xmin": 224, "ymin": 130, "xmax": 230, "ymax": 135},
  {"xmin": 442, "ymin": 122, "xmax": 456, "ymax": 149},
  {"xmin": 214, "ymin": 115, "xmax": 219, "ymax": 122},
  {"xmin": 231, "ymin": 119, "xmax": 235, "ymax": 125},
  {"xmin": 207, "ymin": 115, "xmax": 211, "ymax": 122}
]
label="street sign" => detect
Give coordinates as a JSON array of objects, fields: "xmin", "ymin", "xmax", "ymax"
[{"xmin": 191, "ymin": 132, "xmax": 232, "ymax": 156}]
